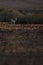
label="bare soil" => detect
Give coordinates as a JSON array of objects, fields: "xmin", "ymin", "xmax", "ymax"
[{"xmin": 0, "ymin": 24, "xmax": 43, "ymax": 65}]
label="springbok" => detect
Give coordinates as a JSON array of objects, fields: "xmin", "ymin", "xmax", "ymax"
[{"xmin": 11, "ymin": 18, "xmax": 17, "ymax": 24}]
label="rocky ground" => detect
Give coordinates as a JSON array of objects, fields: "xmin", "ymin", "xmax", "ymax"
[{"xmin": 0, "ymin": 25, "xmax": 43, "ymax": 65}]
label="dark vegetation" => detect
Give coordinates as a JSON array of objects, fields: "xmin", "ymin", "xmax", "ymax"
[{"xmin": 0, "ymin": 8, "xmax": 43, "ymax": 24}]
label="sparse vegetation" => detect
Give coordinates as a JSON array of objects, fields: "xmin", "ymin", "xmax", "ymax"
[{"xmin": 0, "ymin": 8, "xmax": 43, "ymax": 24}]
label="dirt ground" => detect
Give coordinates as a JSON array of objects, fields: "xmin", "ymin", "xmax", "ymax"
[{"xmin": 0, "ymin": 25, "xmax": 43, "ymax": 65}]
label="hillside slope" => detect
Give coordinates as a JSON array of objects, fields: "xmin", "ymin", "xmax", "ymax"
[{"xmin": 0, "ymin": 0, "xmax": 43, "ymax": 9}]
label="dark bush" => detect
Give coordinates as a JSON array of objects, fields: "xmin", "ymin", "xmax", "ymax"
[
  {"xmin": 15, "ymin": 16, "xmax": 27, "ymax": 24},
  {"xmin": 0, "ymin": 12, "xmax": 11, "ymax": 22},
  {"xmin": 0, "ymin": 8, "xmax": 43, "ymax": 24}
]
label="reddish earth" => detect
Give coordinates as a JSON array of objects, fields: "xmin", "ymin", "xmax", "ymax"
[
  {"xmin": 0, "ymin": 22, "xmax": 43, "ymax": 30},
  {"xmin": 0, "ymin": 23, "xmax": 43, "ymax": 65}
]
